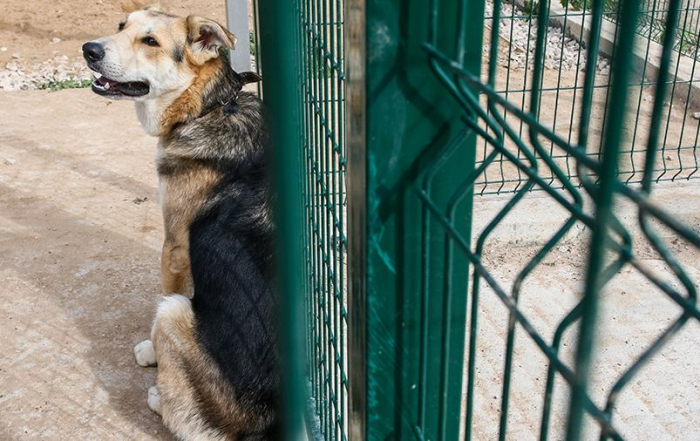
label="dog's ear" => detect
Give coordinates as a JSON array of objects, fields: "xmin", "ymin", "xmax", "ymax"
[
  {"xmin": 186, "ymin": 16, "xmax": 237, "ymax": 65},
  {"xmin": 239, "ymin": 71, "xmax": 262, "ymax": 84},
  {"xmin": 120, "ymin": 0, "xmax": 161, "ymax": 13}
]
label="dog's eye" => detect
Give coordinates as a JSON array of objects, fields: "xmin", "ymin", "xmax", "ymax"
[
  {"xmin": 141, "ymin": 37, "xmax": 160, "ymax": 47},
  {"xmin": 118, "ymin": 22, "xmax": 126, "ymax": 31}
]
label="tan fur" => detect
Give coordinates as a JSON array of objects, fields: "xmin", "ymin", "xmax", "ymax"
[
  {"xmin": 159, "ymin": 57, "xmax": 224, "ymax": 134},
  {"xmin": 159, "ymin": 164, "xmax": 221, "ymax": 295},
  {"xmin": 151, "ymin": 295, "xmax": 265, "ymax": 440}
]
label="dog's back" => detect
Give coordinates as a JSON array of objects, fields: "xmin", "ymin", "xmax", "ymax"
[
  {"xmin": 189, "ymin": 164, "xmax": 278, "ymax": 437},
  {"xmin": 148, "ymin": 91, "xmax": 280, "ymax": 440}
]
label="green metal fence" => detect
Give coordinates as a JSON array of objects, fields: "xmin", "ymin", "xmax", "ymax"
[
  {"xmin": 261, "ymin": 0, "xmax": 349, "ymax": 438},
  {"xmin": 476, "ymin": 0, "xmax": 700, "ymax": 194},
  {"xmin": 258, "ymin": 0, "xmax": 700, "ymax": 437}
]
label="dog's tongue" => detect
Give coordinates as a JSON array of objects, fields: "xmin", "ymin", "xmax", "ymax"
[{"xmin": 97, "ymin": 76, "xmax": 118, "ymax": 89}]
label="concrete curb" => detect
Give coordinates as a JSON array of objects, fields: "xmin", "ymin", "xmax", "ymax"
[{"xmin": 510, "ymin": 0, "xmax": 700, "ymax": 107}]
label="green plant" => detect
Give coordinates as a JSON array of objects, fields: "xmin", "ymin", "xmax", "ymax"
[
  {"xmin": 522, "ymin": 0, "xmax": 539, "ymax": 17},
  {"xmin": 36, "ymin": 77, "xmax": 93, "ymax": 91},
  {"xmin": 563, "ymin": 0, "xmax": 619, "ymax": 13},
  {"xmin": 249, "ymin": 30, "xmax": 256, "ymax": 56},
  {"xmin": 679, "ymin": 28, "xmax": 699, "ymax": 54}
]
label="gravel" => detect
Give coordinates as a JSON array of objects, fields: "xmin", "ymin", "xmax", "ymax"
[
  {"xmin": 485, "ymin": 0, "xmax": 611, "ymax": 74},
  {"xmin": 0, "ymin": 55, "xmax": 92, "ymax": 91}
]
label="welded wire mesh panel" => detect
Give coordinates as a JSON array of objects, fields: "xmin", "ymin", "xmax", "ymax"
[
  {"xmin": 422, "ymin": 0, "xmax": 700, "ymax": 438},
  {"xmin": 292, "ymin": 0, "xmax": 348, "ymax": 438},
  {"xmin": 476, "ymin": 0, "xmax": 700, "ymax": 195}
]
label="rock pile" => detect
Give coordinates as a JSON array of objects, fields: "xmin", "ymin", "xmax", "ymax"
[
  {"xmin": 485, "ymin": 0, "xmax": 611, "ymax": 73},
  {"xmin": 0, "ymin": 54, "xmax": 93, "ymax": 91}
]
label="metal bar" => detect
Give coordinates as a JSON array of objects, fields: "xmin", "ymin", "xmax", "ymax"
[
  {"xmin": 226, "ymin": 0, "xmax": 253, "ymax": 71},
  {"xmin": 256, "ymin": 0, "xmax": 306, "ymax": 437},
  {"xmin": 346, "ymin": 0, "xmax": 366, "ymax": 437},
  {"xmin": 566, "ymin": 0, "xmax": 643, "ymax": 435}
]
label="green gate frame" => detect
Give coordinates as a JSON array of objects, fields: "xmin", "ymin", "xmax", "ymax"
[
  {"xmin": 258, "ymin": 0, "xmax": 700, "ymax": 437},
  {"xmin": 348, "ymin": 0, "xmax": 481, "ymax": 439}
]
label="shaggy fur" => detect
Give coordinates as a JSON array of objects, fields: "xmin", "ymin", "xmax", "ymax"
[{"xmin": 84, "ymin": 6, "xmax": 278, "ymax": 440}]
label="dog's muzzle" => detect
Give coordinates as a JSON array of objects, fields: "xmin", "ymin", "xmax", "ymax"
[{"xmin": 82, "ymin": 41, "xmax": 150, "ymax": 99}]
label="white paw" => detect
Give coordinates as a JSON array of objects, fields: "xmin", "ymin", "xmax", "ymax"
[
  {"xmin": 134, "ymin": 340, "xmax": 157, "ymax": 367},
  {"xmin": 148, "ymin": 386, "xmax": 162, "ymax": 415}
]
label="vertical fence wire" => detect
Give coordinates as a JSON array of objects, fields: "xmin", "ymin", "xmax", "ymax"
[
  {"xmin": 421, "ymin": 0, "xmax": 700, "ymax": 437},
  {"xmin": 475, "ymin": 0, "xmax": 700, "ymax": 194},
  {"xmin": 290, "ymin": 0, "xmax": 349, "ymax": 437}
]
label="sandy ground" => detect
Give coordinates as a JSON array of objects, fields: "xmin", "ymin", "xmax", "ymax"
[
  {"xmin": 3, "ymin": 1, "xmax": 700, "ymax": 440},
  {"xmin": 0, "ymin": 1, "xmax": 233, "ymax": 438},
  {"xmin": 468, "ymin": 186, "xmax": 700, "ymax": 440},
  {"xmin": 0, "ymin": 0, "xmax": 228, "ymax": 66},
  {"xmin": 0, "ymin": 89, "xmax": 170, "ymax": 439}
]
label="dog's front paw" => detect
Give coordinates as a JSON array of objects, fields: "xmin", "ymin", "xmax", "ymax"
[
  {"xmin": 134, "ymin": 340, "xmax": 157, "ymax": 367},
  {"xmin": 148, "ymin": 386, "xmax": 162, "ymax": 415}
]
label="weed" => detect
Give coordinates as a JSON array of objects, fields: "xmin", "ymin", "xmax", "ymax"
[
  {"xmin": 36, "ymin": 77, "xmax": 92, "ymax": 91},
  {"xmin": 250, "ymin": 30, "xmax": 256, "ymax": 56},
  {"xmin": 522, "ymin": 0, "xmax": 539, "ymax": 17}
]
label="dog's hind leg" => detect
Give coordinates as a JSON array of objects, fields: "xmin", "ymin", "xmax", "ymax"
[
  {"xmin": 150, "ymin": 295, "xmax": 227, "ymax": 440},
  {"xmin": 161, "ymin": 242, "xmax": 190, "ymax": 295}
]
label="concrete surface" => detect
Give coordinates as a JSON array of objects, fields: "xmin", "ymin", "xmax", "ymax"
[{"xmin": 0, "ymin": 89, "xmax": 170, "ymax": 440}]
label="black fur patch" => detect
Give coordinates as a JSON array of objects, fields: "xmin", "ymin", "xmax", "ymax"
[
  {"xmin": 223, "ymin": 101, "xmax": 240, "ymax": 115},
  {"xmin": 173, "ymin": 46, "xmax": 184, "ymax": 63},
  {"xmin": 159, "ymin": 62, "xmax": 277, "ymax": 436},
  {"xmin": 189, "ymin": 191, "xmax": 278, "ymax": 437}
]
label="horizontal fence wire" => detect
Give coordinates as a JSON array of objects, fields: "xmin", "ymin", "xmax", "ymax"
[
  {"xmin": 418, "ymin": 0, "xmax": 700, "ymax": 437},
  {"xmin": 475, "ymin": 0, "xmax": 700, "ymax": 195},
  {"xmin": 292, "ymin": 0, "xmax": 348, "ymax": 438}
]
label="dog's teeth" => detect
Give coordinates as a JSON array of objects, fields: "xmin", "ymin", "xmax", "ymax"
[
  {"xmin": 104, "ymin": 82, "xmax": 110, "ymax": 90},
  {"xmin": 94, "ymin": 72, "xmax": 102, "ymax": 79}
]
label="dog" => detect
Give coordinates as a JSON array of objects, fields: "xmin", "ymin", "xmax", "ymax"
[{"xmin": 83, "ymin": 3, "xmax": 279, "ymax": 439}]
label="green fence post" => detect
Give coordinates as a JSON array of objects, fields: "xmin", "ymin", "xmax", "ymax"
[
  {"xmin": 257, "ymin": 0, "xmax": 307, "ymax": 438},
  {"xmin": 348, "ymin": 0, "xmax": 483, "ymax": 438}
]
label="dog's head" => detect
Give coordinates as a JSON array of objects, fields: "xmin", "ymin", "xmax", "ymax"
[{"xmin": 82, "ymin": 3, "xmax": 236, "ymax": 101}]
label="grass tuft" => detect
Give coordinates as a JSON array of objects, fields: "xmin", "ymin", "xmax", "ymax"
[{"xmin": 36, "ymin": 77, "xmax": 93, "ymax": 91}]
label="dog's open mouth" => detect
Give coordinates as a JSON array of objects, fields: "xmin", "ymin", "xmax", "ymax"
[{"xmin": 92, "ymin": 72, "xmax": 150, "ymax": 98}]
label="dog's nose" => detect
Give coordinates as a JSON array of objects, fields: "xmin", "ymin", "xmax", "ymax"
[{"xmin": 82, "ymin": 42, "xmax": 105, "ymax": 62}]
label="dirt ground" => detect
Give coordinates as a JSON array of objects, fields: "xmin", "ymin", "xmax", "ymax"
[
  {"xmin": 3, "ymin": 0, "xmax": 700, "ymax": 440},
  {"xmin": 0, "ymin": 89, "xmax": 171, "ymax": 439},
  {"xmin": 0, "ymin": 1, "xmax": 229, "ymax": 439},
  {"xmin": 0, "ymin": 0, "xmax": 228, "ymax": 66},
  {"xmin": 469, "ymin": 186, "xmax": 700, "ymax": 440}
]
